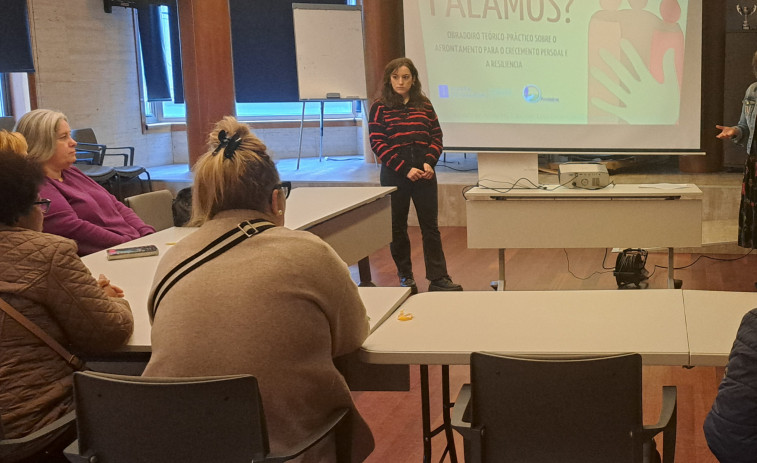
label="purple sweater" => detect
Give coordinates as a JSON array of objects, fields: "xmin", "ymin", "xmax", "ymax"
[{"xmin": 39, "ymin": 167, "xmax": 155, "ymax": 256}]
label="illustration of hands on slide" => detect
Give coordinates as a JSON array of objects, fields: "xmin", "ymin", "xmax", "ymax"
[
  {"xmin": 413, "ymin": 0, "xmax": 688, "ymax": 126},
  {"xmin": 590, "ymin": 39, "xmax": 680, "ymax": 125}
]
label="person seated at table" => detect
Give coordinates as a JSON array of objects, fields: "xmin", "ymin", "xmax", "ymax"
[
  {"xmin": 703, "ymin": 308, "xmax": 757, "ymax": 462},
  {"xmin": 15, "ymin": 109, "xmax": 155, "ymax": 256},
  {"xmin": 0, "ymin": 131, "xmax": 134, "ymax": 463},
  {"xmin": 142, "ymin": 116, "xmax": 374, "ymax": 463}
]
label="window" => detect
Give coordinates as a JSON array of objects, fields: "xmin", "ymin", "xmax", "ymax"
[
  {"xmin": 141, "ymin": 2, "xmax": 360, "ymax": 124},
  {"xmin": 0, "ymin": 74, "xmax": 11, "ymax": 117}
]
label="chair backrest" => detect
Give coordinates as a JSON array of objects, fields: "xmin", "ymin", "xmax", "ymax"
[
  {"xmin": 0, "ymin": 410, "xmax": 76, "ymax": 463},
  {"xmin": 124, "ymin": 190, "xmax": 175, "ymax": 231},
  {"xmin": 0, "ymin": 116, "xmax": 15, "ymax": 132},
  {"xmin": 71, "ymin": 371, "xmax": 270, "ymax": 463},
  {"xmin": 70, "ymin": 128, "xmax": 98, "ymax": 144},
  {"xmin": 74, "ymin": 147, "xmax": 105, "ymax": 165},
  {"xmin": 470, "ymin": 352, "xmax": 643, "ymax": 463},
  {"xmin": 71, "ymin": 128, "xmax": 105, "ymax": 165},
  {"xmin": 172, "ymin": 186, "xmax": 192, "ymax": 226}
]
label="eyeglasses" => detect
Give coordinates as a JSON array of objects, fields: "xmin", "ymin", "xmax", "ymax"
[
  {"xmin": 275, "ymin": 181, "xmax": 291, "ymax": 199},
  {"xmin": 34, "ymin": 198, "xmax": 51, "ymax": 214}
]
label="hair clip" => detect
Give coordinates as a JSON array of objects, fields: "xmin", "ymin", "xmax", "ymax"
[{"xmin": 212, "ymin": 130, "xmax": 243, "ymax": 160}]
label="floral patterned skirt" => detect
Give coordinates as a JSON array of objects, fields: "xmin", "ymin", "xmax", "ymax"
[{"xmin": 739, "ymin": 154, "xmax": 757, "ymax": 248}]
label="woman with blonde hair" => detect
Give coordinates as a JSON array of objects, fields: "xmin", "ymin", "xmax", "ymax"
[
  {"xmin": 16, "ymin": 109, "xmax": 154, "ymax": 255},
  {"xmin": 0, "ymin": 131, "xmax": 133, "ymax": 463},
  {"xmin": 143, "ymin": 116, "xmax": 374, "ymax": 463}
]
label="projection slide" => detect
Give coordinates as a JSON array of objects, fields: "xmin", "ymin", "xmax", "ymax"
[{"xmin": 404, "ymin": 0, "xmax": 702, "ymax": 152}]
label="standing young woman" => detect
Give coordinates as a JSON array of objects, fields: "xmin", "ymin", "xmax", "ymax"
[{"xmin": 368, "ymin": 57, "xmax": 462, "ymax": 294}]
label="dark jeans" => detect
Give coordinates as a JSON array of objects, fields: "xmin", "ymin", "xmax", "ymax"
[{"xmin": 380, "ymin": 166, "xmax": 449, "ymax": 281}]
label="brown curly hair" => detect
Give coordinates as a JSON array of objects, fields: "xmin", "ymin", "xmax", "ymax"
[{"xmin": 376, "ymin": 57, "xmax": 430, "ymax": 108}]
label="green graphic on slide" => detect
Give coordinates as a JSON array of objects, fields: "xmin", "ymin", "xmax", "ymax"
[
  {"xmin": 417, "ymin": 0, "xmax": 688, "ymax": 125},
  {"xmin": 591, "ymin": 40, "xmax": 680, "ymax": 125}
]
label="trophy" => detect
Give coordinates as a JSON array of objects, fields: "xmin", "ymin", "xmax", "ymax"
[{"xmin": 737, "ymin": 4, "xmax": 757, "ymax": 30}]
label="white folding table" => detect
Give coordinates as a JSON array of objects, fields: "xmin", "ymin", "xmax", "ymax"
[
  {"xmin": 82, "ymin": 186, "xmax": 398, "ymax": 352},
  {"xmin": 466, "ymin": 184, "xmax": 703, "ymax": 289},
  {"xmin": 360, "ymin": 289, "xmax": 690, "ymax": 462}
]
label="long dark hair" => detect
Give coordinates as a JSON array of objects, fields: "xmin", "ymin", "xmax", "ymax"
[{"xmin": 376, "ymin": 57, "xmax": 429, "ymax": 108}]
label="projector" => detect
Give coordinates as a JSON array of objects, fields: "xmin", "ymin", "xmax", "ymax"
[{"xmin": 558, "ymin": 163, "xmax": 610, "ymax": 189}]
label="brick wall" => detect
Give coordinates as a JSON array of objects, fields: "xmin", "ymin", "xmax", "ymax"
[{"xmin": 26, "ymin": 0, "xmax": 362, "ymax": 167}]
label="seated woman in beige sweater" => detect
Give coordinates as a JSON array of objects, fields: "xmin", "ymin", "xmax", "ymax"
[{"xmin": 143, "ymin": 117, "xmax": 374, "ymax": 463}]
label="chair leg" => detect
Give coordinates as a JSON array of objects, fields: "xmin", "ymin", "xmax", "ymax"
[
  {"xmin": 136, "ymin": 176, "xmax": 146, "ymax": 194},
  {"xmin": 115, "ymin": 176, "xmax": 122, "ymax": 202},
  {"xmin": 643, "ymin": 439, "xmax": 662, "ymax": 463},
  {"xmin": 102, "ymin": 178, "xmax": 115, "ymax": 199},
  {"xmin": 143, "ymin": 171, "xmax": 153, "ymax": 192}
]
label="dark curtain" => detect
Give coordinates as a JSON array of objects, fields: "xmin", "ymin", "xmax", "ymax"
[
  {"xmin": 0, "ymin": 0, "xmax": 34, "ymax": 73},
  {"xmin": 137, "ymin": 4, "xmax": 171, "ymax": 101},
  {"xmin": 167, "ymin": 3, "xmax": 184, "ymax": 104},
  {"xmin": 229, "ymin": 0, "xmax": 346, "ymax": 103}
]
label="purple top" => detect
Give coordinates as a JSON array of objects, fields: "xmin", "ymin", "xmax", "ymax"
[{"xmin": 39, "ymin": 167, "xmax": 155, "ymax": 256}]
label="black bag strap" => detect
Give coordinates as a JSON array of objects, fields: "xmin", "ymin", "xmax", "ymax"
[
  {"xmin": 0, "ymin": 296, "xmax": 87, "ymax": 371},
  {"xmin": 149, "ymin": 218, "xmax": 275, "ymax": 318}
]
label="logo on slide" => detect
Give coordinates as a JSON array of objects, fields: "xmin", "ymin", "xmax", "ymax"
[{"xmin": 523, "ymin": 85, "xmax": 542, "ymax": 103}]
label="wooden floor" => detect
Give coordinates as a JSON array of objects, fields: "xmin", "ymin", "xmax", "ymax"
[{"xmin": 350, "ymin": 226, "xmax": 756, "ymax": 462}]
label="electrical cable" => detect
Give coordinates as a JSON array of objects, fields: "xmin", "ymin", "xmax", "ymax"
[
  {"xmin": 435, "ymin": 162, "xmax": 477, "ymax": 172},
  {"xmin": 462, "ymin": 180, "xmax": 542, "ymax": 200},
  {"xmin": 461, "ymin": 184, "xmax": 476, "ymax": 199},
  {"xmin": 649, "ymin": 248, "xmax": 755, "ymax": 272},
  {"xmin": 325, "ymin": 157, "xmax": 363, "ymax": 161},
  {"xmin": 600, "ymin": 247, "xmax": 615, "ymax": 270},
  {"xmin": 561, "ymin": 247, "xmax": 756, "ymax": 284},
  {"xmin": 474, "ymin": 177, "xmax": 543, "ymax": 193},
  {"xmin": 563, "ymin": 248, "xmax": 615, "ymax": 280}
]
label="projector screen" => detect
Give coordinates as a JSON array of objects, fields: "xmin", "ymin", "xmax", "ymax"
[{"xmin": 403, "ymin": 0, "xmax": 703, "ymax": 153}]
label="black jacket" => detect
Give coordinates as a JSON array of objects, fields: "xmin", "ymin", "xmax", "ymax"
[{"xmin": 704, "ymin": 308, "xmax": 757, "ymax": 462}]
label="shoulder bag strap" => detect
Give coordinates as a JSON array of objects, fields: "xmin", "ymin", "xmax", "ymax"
[
  {"xmin": 149, "ymin": 218, "xmax": 275, "ymax": 318},
  {"xmin": 0, "ymin": 296, "xmax": 86, "ymax": 371}
]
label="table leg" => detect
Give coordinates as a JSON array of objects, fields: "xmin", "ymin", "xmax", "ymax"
[
  {"xmin": 421, "ymin": 365, "xmax": 432, "ymax": 463},
  {"xmin": 496, "ymin": 248, "xmax": 506, "ymax": 291},
  {"xmin": 357, "ymin": 257, "xmax": 376, "ymax": 287},
  {"xmin": 319, "ymin": 101, "xmax": 324, "ymax": 162},
  {"xmin": 441, "ymin": 365, "xmax": 458, "ymax": 463},
  {"xmin": 419, "ymin": 365, "xmax": 459, "ymax": 463},
  {"xmin": 297, "ymin": 101, "xmax": 306, "ymax": 170},
  {"xmin": 667, "ymin": 248, "xmax": 682, "ymax": 289}
]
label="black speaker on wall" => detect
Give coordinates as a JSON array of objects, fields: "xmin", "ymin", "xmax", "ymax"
[{"xmin": 104, "ymin": 0, "xmax": 174, "ymax": 14}]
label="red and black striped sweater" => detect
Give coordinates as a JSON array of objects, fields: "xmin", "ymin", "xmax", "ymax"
[{"xmin": 368, "ymin": 100, "xmax": 443, "ymax": 177}]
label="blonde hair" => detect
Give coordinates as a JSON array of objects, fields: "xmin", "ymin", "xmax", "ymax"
[
  {"xmin": 190, "ymin": 116, "xmax": 280, "ymax": 226},
  {"xmin": 0, "ymin": 130, "xmax": 28, "ymax": 155},
  {"xmin": 15, "ymin": 109, "xmax": 68, "ymax": 164}
]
